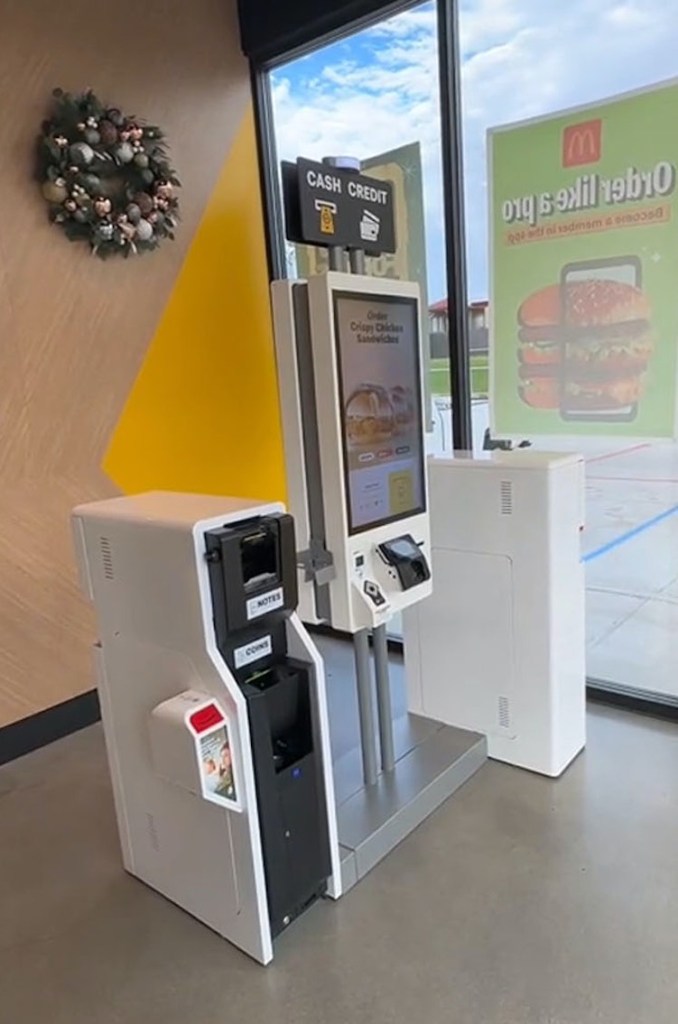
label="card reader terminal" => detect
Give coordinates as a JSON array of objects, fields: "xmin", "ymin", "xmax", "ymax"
[{"xmin": 377, "ymin": 535, "xmax": 431, "ymax": 591}]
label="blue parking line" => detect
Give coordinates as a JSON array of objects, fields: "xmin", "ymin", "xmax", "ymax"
[{"xmin": 583, "ymin": 503, "xmax": 678, "ymax": 564}]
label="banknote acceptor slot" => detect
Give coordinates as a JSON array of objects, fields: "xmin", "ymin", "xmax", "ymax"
[{"xmin": 205, "ymin": 514, "xmax": 331, "ymax": 937}]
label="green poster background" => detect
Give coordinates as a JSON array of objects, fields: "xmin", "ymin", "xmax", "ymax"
[{"xmin": 490, "ymin": 80, "xmax": 678, "ymax": 438}]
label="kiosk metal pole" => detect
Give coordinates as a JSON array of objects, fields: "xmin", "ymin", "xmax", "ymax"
[
  {"xmin": 323, "ymin": 156, "xmax": 379, "ymax": 788},
  {"xmin": 349, "ymin": 249, "xmax": 365, "ymax": 275},
  {"xmin": 353, "ymin": 627, "xmax": 378, "ymax": 787},
  {"xmin": 351, "ymin": 240, "xmax": 396, "ymax": 774},
  {"xmin": 328, "ymin": 247, "xmax": 344, "ymax": 273},
  {"xmin": 351, "ymin": 240, "xmax": 380, "ymax": 784},
  {"xmin": 373, "ymin": 624, "xmax": 395, "ymax": 772}
]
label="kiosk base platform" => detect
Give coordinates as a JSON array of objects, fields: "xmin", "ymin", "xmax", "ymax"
[{"xmin": 333, "ymin": 713, "xmax": 486, "ymax": 892}]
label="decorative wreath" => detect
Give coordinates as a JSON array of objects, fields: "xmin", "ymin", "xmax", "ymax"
[{"xmin": 36, "ymin": 88, "xmax": 180, "ymax": 258}]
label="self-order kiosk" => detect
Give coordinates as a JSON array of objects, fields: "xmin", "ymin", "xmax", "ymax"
[{"xmin": 272, "ymin": 272, "xmax": 432, "ymax": 633}]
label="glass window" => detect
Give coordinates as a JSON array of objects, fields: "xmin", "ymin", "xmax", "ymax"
[
  {"xmin": 460, "ymin": 0, "xmax": 678, "ymax": 703},
  {"xmin": 269, "ymin": 0, "xmax": 454, "ymax": 454}
]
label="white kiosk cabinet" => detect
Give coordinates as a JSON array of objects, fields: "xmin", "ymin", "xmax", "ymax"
[
  {"xmin": 403, "ymin": 451, "xmax": 586, "ymax": 777},
  {"xmin": 72, "ymin": 492, "xmax": 341, "ymax": 965}
]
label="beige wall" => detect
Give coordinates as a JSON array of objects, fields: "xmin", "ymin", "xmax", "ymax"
[{"xmin": 0, "ymin": 0, "xmax": 258, "ymax": 727}]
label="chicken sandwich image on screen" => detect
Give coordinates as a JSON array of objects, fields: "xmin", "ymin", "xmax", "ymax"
[
  {"xmin": 344, "ymin": 384, "xmax": 416, "ymax": 447},
  {"xmin": 517, "ymin": 258, "xmax": 653, "ymax": 422}
]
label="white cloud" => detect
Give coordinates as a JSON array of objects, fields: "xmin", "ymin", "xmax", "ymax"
[
  {"xmin": 370, "ymin": 7, "xmax": 438, "ymax": 39},
  {"xmin": 271, "ymin": 0, "xmax": 678, "ymax": 301},
  {"xmin": 604, "ymin": 2, "xmax": 651, "ymax": 29},
  {"xmin": 458, "ymin": 0, "xmax": 524, "ymax": 55}
]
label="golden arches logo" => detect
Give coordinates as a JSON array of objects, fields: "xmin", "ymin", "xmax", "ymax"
[{"xmin": 562, "ymin": 119, "xmax": 602, "ymax": 167}]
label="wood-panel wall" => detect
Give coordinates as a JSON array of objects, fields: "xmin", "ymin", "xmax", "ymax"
[{"xmin": 0, "ymin": 0, "xmax": 253, "ymax": 727}]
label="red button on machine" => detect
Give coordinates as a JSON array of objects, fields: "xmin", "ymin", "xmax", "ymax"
[{"xmin": 189, "ymin": 703, "xmax": 224, "ymax": 735}]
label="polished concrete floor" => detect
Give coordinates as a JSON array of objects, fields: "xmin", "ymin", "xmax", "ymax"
[{"xmin": 2, "ymin": 692, "xmax": 678, "ymax": 1022}]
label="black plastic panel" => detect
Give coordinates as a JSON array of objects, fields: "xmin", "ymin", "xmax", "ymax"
[
  {"xmin": 243, "ymin": 660, "xmax": 332, "ymax": 936},
  {"xmin": 237, "ymin": 0, "xmax": 410, "ymax": 64}
]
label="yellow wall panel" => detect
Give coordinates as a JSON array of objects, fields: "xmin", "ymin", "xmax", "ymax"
[{"xmin": 104, "ymin": 108, "xmax": 287, "ymax": 503}]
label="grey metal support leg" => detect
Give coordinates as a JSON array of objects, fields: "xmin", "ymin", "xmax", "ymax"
[
  {"xmin": 349, "ymin": 249, "xmax": 366, "ymax": 275},
  {"xmin": 373, "ymin": 623, "xmax": 395, "ymax": 772},
  {"xmin": 353, "ymin": 628, "xmax": 378, "ymax": 787},
  {"xmin": 328, "ymin": 246, "xmax": 345, "ymax": 272}
]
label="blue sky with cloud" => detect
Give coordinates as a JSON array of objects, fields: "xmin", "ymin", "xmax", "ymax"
[{"xmin": 271, "ymin": 0, "xmax": 678, "ymax": 303}]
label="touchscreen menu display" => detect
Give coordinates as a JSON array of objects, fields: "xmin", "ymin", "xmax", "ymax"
[{"xmin": 333, "ymin": 291, "xmax": 425, "ymax": 534}]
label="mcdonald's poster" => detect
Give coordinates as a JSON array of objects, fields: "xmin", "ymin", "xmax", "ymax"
[{"xmin": 489, "ymin": 79, "xmax": 678, "ymax": 438}]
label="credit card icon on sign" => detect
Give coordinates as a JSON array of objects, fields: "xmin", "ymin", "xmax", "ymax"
[{"xmin": 360, "ymin": 210, "xmax": 380, "ymax": 243}]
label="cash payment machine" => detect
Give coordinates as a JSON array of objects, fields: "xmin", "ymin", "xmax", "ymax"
[
  {"xmin": 272, "ymin": 272, "xmax": 432, "ymax": 631},
  {"xmin": 72, "ymin": 492, "xmax": 341, "ymax": 965}
]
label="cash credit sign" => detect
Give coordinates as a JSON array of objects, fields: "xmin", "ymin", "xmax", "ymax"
[
  {"xmin": 282, "ymin": 157, "xmax": 396, "ymax": 254},
  {"xmin": 490, "ymin": 79, "xmax": 678, "ymax": 438}
]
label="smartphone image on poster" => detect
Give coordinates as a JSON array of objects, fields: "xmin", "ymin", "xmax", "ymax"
[{"xmin": 559, "ymin": 256, "xmax": 651, "ymax": 423}]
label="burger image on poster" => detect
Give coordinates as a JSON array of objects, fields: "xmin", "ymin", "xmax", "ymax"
[
  {"xmin": 517, "ymin": 278, "xmax": 653, "ymax": 418},
  {"xmin": 345, "ymin": 384, "xmax": 395, "ymax": 446},
  {"xmin": 517, "ymin": 283, "xmax": 561, "ymax": 409}
]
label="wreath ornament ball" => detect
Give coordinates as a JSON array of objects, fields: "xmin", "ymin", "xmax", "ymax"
[{"xmin": 37, "ymin": 88, "xmax": 180, "ymax": 258}]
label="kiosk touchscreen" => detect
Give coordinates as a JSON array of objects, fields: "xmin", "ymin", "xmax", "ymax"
[
  {"xmin": 273, "ymin": 272, "xmax": 432, "ymax": 633},
  {"xmin": 333, "ymin": 290, "xmax": 426, "ymax": 533}
]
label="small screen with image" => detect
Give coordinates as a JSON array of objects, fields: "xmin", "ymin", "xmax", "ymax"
[{"xmin": 200, "ymin": 725, "xmax": 236, "ymax": 803}]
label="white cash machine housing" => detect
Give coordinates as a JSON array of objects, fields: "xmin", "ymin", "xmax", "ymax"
[
  {"xmin": 403, "ymin": 452, "xmax": 586, "ymax": 777},
  {"xmin": 273, "ymin": 272, "xmax": 432, "ymax": 633},
  {"xmin": 72, "ymin": 492, "xmax": 341, "ymax": 965}
]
